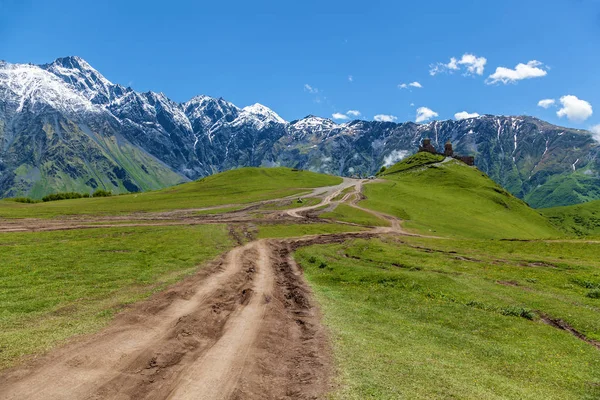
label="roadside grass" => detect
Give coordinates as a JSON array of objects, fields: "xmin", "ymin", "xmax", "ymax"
[
  {"xmin": 361, "ymin": 159, "xmax": 560, "ymax": 239},
  {"xmin": 320, "ymin": 204, "xmax": 390, "ymax": 227},
  {"xmin": 257, "ymin": 222, "xmax": 364, "ymax": 239},
  {"xmin": 541, "ymin": 199, "xmax": 600, "ymax": 238},
  {"xmin": 0, "ymin": 225, "xmax": 233, "ymax": 369},
  {"xmin": 0, "ymin": 167, "xmax": 342, "ymax": 219},
  {"xmin": 297, "ymin": 236, "xmax": 600, "ymax": 399}
]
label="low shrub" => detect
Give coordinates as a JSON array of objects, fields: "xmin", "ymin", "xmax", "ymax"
[
  {"xmin": 500, "ymin": 306, "xmax": 535, "ymax": 320},
  {"xmin": 571, "ymin": 278, "xmax": 600, "ymax": 289},
  {"xmin": 11, "ymin": 197, "xmax": 40, "ymax": 204},
  {"xmin": 42, "ymin": 192, "xmax": 86, "ymax": 202},
  {"xmin": 93, "ymin": 189, "xmax": 112, "ymax": 197},
  {"xmin": 586, "ymin": 289, "xmax": 600, "ymax": 299}
]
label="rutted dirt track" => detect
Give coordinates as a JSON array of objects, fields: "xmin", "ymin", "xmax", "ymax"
[
  {"xmin": 0, "ymin": 180, "xmax": 403, "ymax": 399},
  {"xmin": 0, "ymin": 237, "xmax": 348, "ymax": 399}
]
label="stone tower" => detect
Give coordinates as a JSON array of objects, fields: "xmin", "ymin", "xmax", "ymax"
[
  {"xmin": 418, "ymin": 138, "xmax": 438, "ymax": 154},
  {"xmin": 444, "ymin": 141, "xmax": 454, "ymax": 157}
]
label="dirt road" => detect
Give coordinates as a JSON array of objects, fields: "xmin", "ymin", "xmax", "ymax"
[
  {"xmin": 0, "ymin": 179, "xmax": 409, "ymax": 399},
  {"xmin": 0, "ymin": 237, "xmax": 337, "ymax": 399}
]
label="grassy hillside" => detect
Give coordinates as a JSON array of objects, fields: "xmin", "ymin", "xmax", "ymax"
[
  {"xmin": 0, "ymin": 167, "xmax": 342, "ymax": 218},
  {"xmin": 0, "ymin": 225, "xmax": 233, "ymax": 369},
  {"xmin": 525, "ymin": 172, "xmax": 600, "ymax": 209},
  {"xmin": 320, "ymin": 204, "xmax": 390, "ymax": 227},
  {"xmin": 298, "ymin": 236, "xmax": 600, "ymax": 399},
  {"xmin": 361, "ymin": 155, "xmax": 560, "ymax": 239},
  {"xmin": 381, "ymin": 151, "xmax": 445, "ymax": 175},
  {"xmin": 541, "ymin": 199, "xmax": 600, "ymax": 237}
]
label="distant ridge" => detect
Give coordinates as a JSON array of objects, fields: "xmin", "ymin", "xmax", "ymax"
[{"xmin": 0, "ymin": 56, "xmax": 599, "ymax": 207}]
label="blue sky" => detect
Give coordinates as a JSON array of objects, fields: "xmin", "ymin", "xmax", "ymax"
[{"xmin": 2, "ymin": 0, "xmax": 600, "ymax": 130}]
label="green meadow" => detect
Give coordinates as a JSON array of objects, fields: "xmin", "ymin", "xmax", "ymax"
[
  {"xmin": 0, "ymin": 167, "xmax": 342, "ymax": 219},
  {"xmin": 298, "ymin": 236, "xmax": 600, "ymax": 399},
  {"xmin": 541, "ymin": 199, "xmax": 600, "ymax": 238},
  {"xmin": 0, "ymin": 225, "xmax": 232, "ymax": 369},
  {"xmin": 1, "ymin": 159, "xmax": 599, "ymax": 400},
  {"xmin": 320, "ymin": 203, "xmax": 390, "ymax": 227}
]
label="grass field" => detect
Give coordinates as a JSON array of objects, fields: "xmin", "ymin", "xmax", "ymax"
[
  {"xmin": 0, "ymin": 225, "xmax": 233, "ymax": 369},
  {"xmin": 361, "ymin": 158, "xmax": 560, "ymax": 239},
  {"xmin": 0, "ymin": 168, "xmax": 341, "ymax": 219},
  {"xmin": 2, "ymin": 162, "xmax": 598, "ymax": 398},
  {"xmin": 541, "ymin": 199, "xmax": 600, "ymax": 237},
  {"xmin": 297, "ymin": 236, "xmax": 600, "ymax": 399},
  {"xmin": 320, "ymin": 204, "xmax": 389, "ymax": 227}
]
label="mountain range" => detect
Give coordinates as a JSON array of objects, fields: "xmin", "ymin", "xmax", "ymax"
[{"xmin": 1, "ymin": 56, "xmax": 598, "ymax": 208}]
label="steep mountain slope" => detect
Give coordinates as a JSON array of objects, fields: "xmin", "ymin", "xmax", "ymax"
[
  {"xmin": 0, "ymin": 58, "xmax": 187, "ymax": 197},
  {"xmin": 1, "ymin": 56, "xmax": 599, "ymax": 207},
  {"xmin": 360, "ymin": 154, "xmax": 560, "ymax": 239}
]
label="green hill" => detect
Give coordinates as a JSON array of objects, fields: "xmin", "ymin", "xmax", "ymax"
[
  {"xmin": 524, "ymin": 172, "xmax": 600, "ymax": 209},
  {"xmin": 380, "ymin": 151, "xmax": 445, "ymax": 175},
  {"xmin": 0, "ymin": 167, "xmax": 342, "ymax": 218},
  {"xmin": 541, "ymin": 199, "xmax": 600, "ymax": 237},
  {"xmin": 362, "ymin": 155, "xmax": 560, "ymax": 239}
]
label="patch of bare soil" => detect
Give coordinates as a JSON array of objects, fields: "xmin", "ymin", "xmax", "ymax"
[
  {"xmin": 496, "ymin": 280, "xmax": 520, "ymax": 287},
  {"xmin": 230, "ymin": 241, "xmax": 331, "ymax": 400}
]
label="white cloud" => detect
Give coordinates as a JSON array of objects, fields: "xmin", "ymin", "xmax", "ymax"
[
  {"xmin": 348, "ymin": 75, "xmax": 353, "ymax": 82},
  {"xmin": 332, "ymin": 112, "xmax": 350, "ymax": 120},
  {"xmin": 430, "ymin": 53, "xmax": 487, "ymax": 76},
  {"xmin": 304, "ymin": 84, "xmax": 319, "ymax": 94},
  {"xmin": 537, "ymin": 99, "xmax": 556, "ymax": 109},
  {"xmin": 410, "ymin": 103, "xmax": 415, "ymax": 107},
  {"xmin": 447, "ymin": 57, "xmax": 459, "ymax": 71},
  {"xmin": 590, "ymin": 124, "xmax": 600, "ymax": 143},
  {"xmin": 399, "ymin": 81, "xmax": 422, "ymax": 89},
  {"xmin": 416, "ymin": 107, "xmax": 439, "ymax": 123},
  {"xmin": 374, "ymin": 114, "xmax": 398, "ymax": 122},
  {"xmin": 346, "ymin": 110, "xmax": 361, "ymax": 117},
  {"xmin": 455, "ymin": 111, "xmax": 480, "ymax": 120},
  {"xmin": 459, "ymin": 54, "xmax": 487, "ymax": 76},
  {"xmin": 383, "ymin": 150, "xmax": 409, "ymax": 167},
  {"xmin": 557, "ymin": 95, "xmax": 593, "ymax": 122},
  {"xmin": 486, "ymin": 60, "xmax": 547, "ymax": 84},
  {"xmin": 590, "ymin": 125, "xmax": 600, "ymax": 142}
]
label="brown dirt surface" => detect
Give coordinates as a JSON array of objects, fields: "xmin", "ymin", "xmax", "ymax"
[{"xmin": 0, "ymin": 237, "xmax": 342, "ymax": 400}]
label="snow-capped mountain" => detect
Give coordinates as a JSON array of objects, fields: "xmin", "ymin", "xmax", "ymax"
[{"xmin": 1, "ymin": 56, "xmax": 599, "ymax": 207}]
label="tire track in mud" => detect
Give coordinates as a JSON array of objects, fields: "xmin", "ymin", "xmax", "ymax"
[{"xmin": 0, "ymin": 242, "xmax": 265, "ymax": 399}]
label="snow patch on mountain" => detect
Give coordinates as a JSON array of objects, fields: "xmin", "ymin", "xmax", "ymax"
[
  {"xmin": 232, "ymin": 103, "xmax": 286, "ymax": 129},
  {"xmin": 0, "ymin": 61, "xmax": 99, "ymax": 114},
  {"xmin": 41, "ymin": 56, "xmax": 115, "ymax": 104}
]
